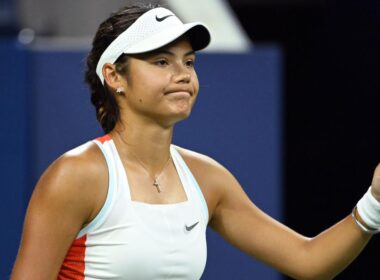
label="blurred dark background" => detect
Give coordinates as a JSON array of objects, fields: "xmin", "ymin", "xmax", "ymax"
[
  {"xmin": 1, "ymin": 0, "xmax": 379, "ymax": 279},
  {"xmin": 228, "ymin": 0, "xmax": 380, "ymax": 279}
]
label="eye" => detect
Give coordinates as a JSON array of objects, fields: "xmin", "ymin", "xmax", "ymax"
[
  {"xmin": 154, "ymin": 59, "xmax": 169, "ymax": 66},
  {"xmin": 185, "ymin": 59, "xmax": 195, "ymax": 68}
]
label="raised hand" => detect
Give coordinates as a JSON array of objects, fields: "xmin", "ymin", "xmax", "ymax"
[{"xmin": 370, "ymin": 163, "xmax": 380, "ymax": 202}]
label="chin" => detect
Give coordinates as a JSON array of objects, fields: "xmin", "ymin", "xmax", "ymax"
[
  {"xmin": 166, "ymin": 110, "xmax": 192, "ymax": 126},
  {"xmin": 171, "ymin": 102, "xmax": 193, "ymax": 118}
]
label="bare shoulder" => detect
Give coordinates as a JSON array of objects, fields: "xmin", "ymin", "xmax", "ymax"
[
  {"xmin": 174, "ymin": 146, "xmax": 249, "ymax": 195},
  {"xmin": 173, "ymin": 145, "xmax": 228, "ymax": 182},
  {"xmin": 32, "ymin": 141, "xmax": 108, "ymax": 224},
  {"xmin": 57, "ymin": 141, "xmax": 107, "ymax": 181},
  {"xmin": 173, "ymin": 146, "xmax": 257, "ymax": 224},
  {"xmin": 174, "ymin": 145, "xmax": 222, "ymax": 169},
  {"xmin": 40, "ymin": 141, "xmax": 106, "ymax": 191},
  {"xmin": 173, "ymin": 145, "xmax": 235, "ymax": 219},
  {"xmin": 11, "ymin": 141, "xmax": 108, "ymax": 279}
]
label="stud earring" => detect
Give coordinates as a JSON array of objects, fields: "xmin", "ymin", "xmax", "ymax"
[{"xmin": 116, "ymin": 87, "xmax": 125, "ymax": 94}]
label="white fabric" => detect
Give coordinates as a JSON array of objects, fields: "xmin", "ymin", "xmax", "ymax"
[
  {"xmin": 78, "ymin": 138, "xmax": 208, "ymax": 279},
  {"xmin": 96, "ymin": 7, "xmax": 210, "ymax": 84},
  {"xmin": 166, "ymin": 0, "xmax": 252, "ymax": 52},
  {"xmin": 357, "ymin": 186, "xmax": 380, "ymax": 229}
]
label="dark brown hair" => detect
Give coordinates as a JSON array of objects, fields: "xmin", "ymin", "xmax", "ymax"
[{"xmin": 85, "ymin": 4, "xmax": 158, "ymax": 133}]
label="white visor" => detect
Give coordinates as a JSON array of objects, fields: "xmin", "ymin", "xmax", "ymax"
[{"xmin": 96, "ymin": 7, "xmax": 211, "ymax": 84}]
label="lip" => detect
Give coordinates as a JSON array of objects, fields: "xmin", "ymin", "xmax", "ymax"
[{"xmin": 165, "ymin": 90, "xmax": 193, "ymax": 97}]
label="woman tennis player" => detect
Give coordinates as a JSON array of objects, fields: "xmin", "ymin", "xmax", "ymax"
[{"xmin": 11, "ymin": 4, "xmax": 380, "ymax": 280}]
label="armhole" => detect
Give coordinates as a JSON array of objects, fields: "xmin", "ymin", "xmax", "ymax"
[
  {"xmin": 76, "ymin": 140, "xmax": 117, "ymax": 238},
  {"xmin": 171, "ymin": 146, "xmax": 209, "ymax": 222}
]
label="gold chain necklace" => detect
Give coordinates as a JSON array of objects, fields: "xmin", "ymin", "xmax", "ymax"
[
  {"xmin": 116, "ymin": 131, "xmax": 171, "ymax": 193},
  {"xmin": 130, "ymin": 152, "xmax": 172, "ymax": 193}
]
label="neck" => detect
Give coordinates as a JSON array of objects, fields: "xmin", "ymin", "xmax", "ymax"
[{"xmin": 110, "ymin": 119, "xmax": 173, "ymax": 171}]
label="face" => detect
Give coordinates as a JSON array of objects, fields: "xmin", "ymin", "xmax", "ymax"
[{"xmin": 118, "ymin": 37, "xmax": 199, "ymax": 127}]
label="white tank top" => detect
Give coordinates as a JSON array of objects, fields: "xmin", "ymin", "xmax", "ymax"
[{"xmin": 58, "ymin": 135, "xmax": 208, "ymax": 280}]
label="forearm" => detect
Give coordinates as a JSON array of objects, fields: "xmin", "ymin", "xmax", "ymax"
[
  {"xmin": 302, "ymin": 214, "xmax": 371, "ymax": 280},
  {"xmin": 301, "ymin": 184, "xmax": 380, "ymax": 279}
]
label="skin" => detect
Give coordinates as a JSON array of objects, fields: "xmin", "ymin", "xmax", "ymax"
[{"xmin": 11, "ymin": 37, "xmax": 380, "ymax": 280}]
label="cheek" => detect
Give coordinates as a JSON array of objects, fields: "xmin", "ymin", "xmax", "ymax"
[
  {"xmin": 130, "ymin": 72, "xmax": 166, "ymax": 99},
  {"xmin": 140, "ymin": 70, "xmax": 169, "ymax": 90},
  {"xmin": 193, "ymin": 73, "xmax": 200, "ymax": 94}
]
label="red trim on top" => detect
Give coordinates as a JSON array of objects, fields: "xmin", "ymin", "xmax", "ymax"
[
  {"xmin": 96, "ymin": 134, "xmax": 111, "ymax": 143},
  {"xmin": 58, "ymin": 235, "xmax": 87, "ymax": 280}
]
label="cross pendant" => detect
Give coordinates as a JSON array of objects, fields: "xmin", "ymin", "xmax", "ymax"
[{"xmin": 153, "ymin": 180, "xmax": 161, "ymax": 193}]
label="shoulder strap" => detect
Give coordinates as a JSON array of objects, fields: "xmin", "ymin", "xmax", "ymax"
[
  {"xmin": 170, "ymin": 146, "xmax": 209, "ymax": 222},
  {"xmin": 76, "ymin": 138, "xmax": 117, "ymax": 238}
]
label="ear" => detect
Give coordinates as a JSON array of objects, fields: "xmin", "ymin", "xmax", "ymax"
[{"xmin": 102, "ymin": 63, "xmax": 126, "ymax": 92}]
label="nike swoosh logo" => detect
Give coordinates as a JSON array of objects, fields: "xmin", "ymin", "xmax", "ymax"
[
  {"xmin": 156, "ymin": 15, "xmax": 173, "ymax": 22},
  {"xmin": 185, "ymin": 221, "xmax": 199, "ymax": 231}
]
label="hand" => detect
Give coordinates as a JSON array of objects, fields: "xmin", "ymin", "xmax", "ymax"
[{"xmin": 370, "ymin": 163, "xmax": 380, "ymax": 202}]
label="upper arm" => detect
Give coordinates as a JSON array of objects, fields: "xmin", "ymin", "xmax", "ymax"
[
  {"xmin": 179, "ymin": 149, "xmax": 311, "ymax": 278},
  {"xmin": 208, "ymin": 165, "xmax": 312, "ymax": 276},
  {"xmin": 177, "ymin": 148, "xmax": 372, "ymax": 279},
  {"xmin": 11, "ymin": 143, "xmax": 107, "ymax": 280}
]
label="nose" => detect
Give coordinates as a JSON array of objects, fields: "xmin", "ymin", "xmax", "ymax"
[
  {"xmin": 173, "ymin": 64, "xmax": 191, "ymax": 84},
  {"xmin": 175, "ymin": 73, "xmax": 191, "ymax": 84}
]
